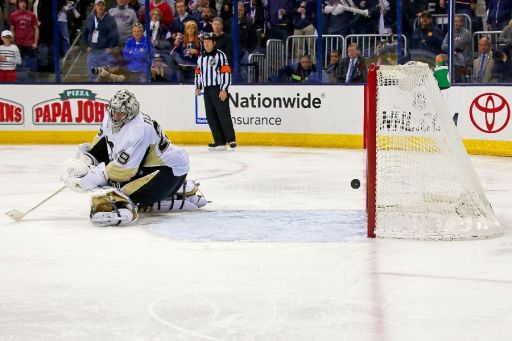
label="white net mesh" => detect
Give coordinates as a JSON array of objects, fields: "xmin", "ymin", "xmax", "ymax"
[{"xmin": 375, "ymin": 62, "xmax": 501, "ymax": 240}]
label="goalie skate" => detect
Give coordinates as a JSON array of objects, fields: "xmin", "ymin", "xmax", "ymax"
[{"xmin": 139, "ymin": 180, "xmax": 207, "ymax": 213}]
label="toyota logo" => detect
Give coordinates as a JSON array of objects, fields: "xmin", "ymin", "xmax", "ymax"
[{"xmin": 469, "ymin": 93, "xmax": 510, "ymax": 133}]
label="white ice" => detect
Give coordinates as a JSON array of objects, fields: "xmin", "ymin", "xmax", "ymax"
[{"xmin": 0, "ymin": 145, "xmax": 511, "ymax": 341}]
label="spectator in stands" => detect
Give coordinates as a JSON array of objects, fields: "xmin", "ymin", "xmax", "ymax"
[
  {"xmin": 149, "ymin": 8, "xmax": 171, "ymax": 54},
  {"xmin": 140, "ymin": 0, "xmax": 174, "ymax": 26},
  {"xmin": 278, "ymin": 54, "xmax": 317, "ymax": 83},
  {"xmin": 323, "ymin": 0, "xmax": 355, "ymax": 36},
  {"xmin": 473, "ymin": 36, "xmax": 494, "ymax": 83},
  {"xmin": 109, "ymin": 0, "xmax": 139, "ymax": 45},
  {"xmin": 9, "ymin": 0, "xmax": 38, "ymax": 74},
  {"xmin": 151, "ymin": 52, "xmax": 168, "ymax": 81},
  {"xmin": 441, "ymin": 14, "xmax": 471, "ymax": 82},
  {"xmin": 411, "ymin": 11, "xmax": 444, "ymax": 63},
  {"xmin": 210, "ymin": 0, "xmax": 232, "ymax": 32},
  {"xmin": 190, "ymin": 0, "xmax": 210, "ymax": 21},
  {"xmin": 338, "ymin": 43, "xmax": 367, "ymax": 83},
  {"xmin": 128, "ymin": 0, "xmax": 140, "ymax": 12},
  {"xmin": 58, "ymin": 0, "xmax": 80, "ymax": 56},
  {"xmin": 290, "ymin": 0, "xmax": 315, "ymax": 58},
  {"xmin": 236, "ymin": 4, "xmax": 257, "ymax": 57},
  {"xmin": 169, "ymin": 19, "xmax": 200, "ymax": 82},
  {"xmin": 439, "ymin": 0, "xmax": 481, "ymax": 32},
  {"xmin": 376, "ymin": 0, "xmax": 394, "ymax": 34},
  {"xmin": 3, "ymin": 0, "xmax": 21, "ymax": 28},
  {"xmin": 234, "ymin": 3, "xmax": 258, "ymax": 82},
  {"xmin": 486, "ymin": 0, "xmax": 512, "ymax": 31},
  {"xmin": 324, "ymin": 49, "xmax": 341, "ymax": 83},
  {"xmin": 212, "ymin": 16, "xmax": 232, "ymax": 66},
  {"xmin": 499, "ymin": 19, "xmax": 512, "ymax": 44},
  {"xmin": 265, "ymin": 0, "xmax": 289, "ymax": 41},
  {"xmin": 197, "ymin": 4, "xmax": 213, "ymax": 33},
  {"xmin": 0, "ymin": 29, "xmax": 21, "ymax": 81},
  {"xmin": 123, "ymin": 22, "xmax": 152, "ymax": 82},
  {"xmin": 491, "ymin": 44, "xmax": 512, "ymax": 82},
  {"xmin": 34, "ymin": 0, "xmax": 57, "ymax": 74},
  {"xmin": 82, "ymin": 0, "xmax": 119, "ymax": 81},
  {"xmin": 349, "ymin": 0, "xmax": 379, "ymax": 34},
  {"xmin": 402, "ymin": 0, "xmax": 429, "ymax": 38},
  {"xmin": 170, "ymin": 0, "xmax": 195, "ymax": 45},
  {"xmin": 245, "ymin": 0, "xmax": 265, "ymax": 48}
]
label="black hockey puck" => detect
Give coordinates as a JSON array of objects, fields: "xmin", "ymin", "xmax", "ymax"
[{"xmin": 351, "ymin": 179, "xmax": 360, "ymax": 189}]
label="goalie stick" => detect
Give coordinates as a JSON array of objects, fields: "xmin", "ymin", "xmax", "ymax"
[{"xmin": 5, "ymin": 185, "xmax": 66, "ymax": 221}]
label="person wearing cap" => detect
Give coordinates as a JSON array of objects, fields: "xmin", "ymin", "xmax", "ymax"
[
  {"xmin": 211, "ymin": 16, "xmax": 233, "ymax": 66},
  {"xmin": 411, "ymin": 11, "xmax": 444, "ymax": 64},
  {"xmin": 194, "ymin": 32, "xmax": 236, "ymax": 151},
  {"xmin": 9, "ymin": 0, "xmax": 38, "ymax": 74},
  {"xmin": 0, "ymin": 30, "xmax": 22, "ymax": 81},
  {"xmin": 82, "ymin": 0, "xmax": 119, "ymax": 81}
]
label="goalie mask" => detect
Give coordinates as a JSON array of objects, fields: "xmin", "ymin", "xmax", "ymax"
[{"xmin": 108, "ymin": 89, "xmax": 140, "ymax": 133}]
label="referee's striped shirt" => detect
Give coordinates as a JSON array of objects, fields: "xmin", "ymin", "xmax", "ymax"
[{"xmin": 195, "ymin": 48, "xmax": 232, "ymax": 91}]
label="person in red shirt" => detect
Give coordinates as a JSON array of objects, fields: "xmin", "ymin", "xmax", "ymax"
[
  {"xmin": 9, "ymin": 0, "xmax": 39, "ymax": 74},
  {"xmin": 139, "ymin": 0, "xmax": 173, "ymax": 27}
]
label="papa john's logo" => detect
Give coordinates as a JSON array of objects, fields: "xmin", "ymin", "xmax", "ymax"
[{"xmin": 469, "ymin": 92, "xmax": 510, "ymax": 133}]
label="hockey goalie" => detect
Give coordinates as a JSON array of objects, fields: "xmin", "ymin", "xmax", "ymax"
[{"xmin": 61, "ymin": 89, "xmax": 207, "ymax": 226}]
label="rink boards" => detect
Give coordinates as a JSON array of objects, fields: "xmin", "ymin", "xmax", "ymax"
[{"xmin": 0, "ymin": 84, "xmax": 511, "ymax": 156}]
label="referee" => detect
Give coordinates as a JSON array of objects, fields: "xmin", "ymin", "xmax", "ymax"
[{"xmin": 194, "ymin": 33, "xmax": 237, "ymax": 151}]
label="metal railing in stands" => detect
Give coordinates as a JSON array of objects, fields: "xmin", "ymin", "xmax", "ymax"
[
  {"xmin": 247, "ymin": 53, "xmax": 267, "ymax": 83},
  {"xmin": 345, "ymin": 34, "xmax": 408, "ymax": 59},
  {"xmin": 266, "ymin": 39, "xmax": 286, "ymax": 83},
  {"xmin": 61, "ymin": 29, "xmax": 84, "ymax": 81},
  {"xmin": 413, "ymin": 13, "xmax": 472, "ymax": 34},
  {"xmin": 472, "ymin": 31, "xmax": 502, "ymax": 60},
  {"xmin": 285, "ymin": 35, "xmax": 345, "ymax": 68}
]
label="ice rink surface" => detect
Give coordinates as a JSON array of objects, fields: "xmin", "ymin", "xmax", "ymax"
[{"xmin": 0, "ymin": 145, "xmax": 511, "ymax": 341}]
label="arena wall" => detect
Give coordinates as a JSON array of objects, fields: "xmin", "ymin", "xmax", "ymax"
[{"xmin": 0, "ymin": 84, "xmax": 510, "ymax": 156}]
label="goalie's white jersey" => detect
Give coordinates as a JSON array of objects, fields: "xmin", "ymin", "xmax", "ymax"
[{"xmin": 92, "ymin": 112, "xmax": 190, "ymax": 183}]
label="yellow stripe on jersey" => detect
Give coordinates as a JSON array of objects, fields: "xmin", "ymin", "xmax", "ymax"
[
  {"xmin": 121, "ymin": 170, "xmax": 160, "ymax": 196},
  {"xmin": 106, "ymin": 162, "xmax": 138, "ymax": 183},
  {"xmin": 143, "ymin": 144, "xmax": 166, "ymax": 167}
]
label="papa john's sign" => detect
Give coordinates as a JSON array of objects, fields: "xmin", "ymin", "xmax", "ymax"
[
  {"xmin": 32, "ymin": 89, "xmax": 108, "ymax": 125},
  {"xmin": 469, "ymin": 92, "xmax": 511, "ymax": 134}
]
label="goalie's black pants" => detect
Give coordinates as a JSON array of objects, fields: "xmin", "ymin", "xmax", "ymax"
[
  {"xmin": 203, "ymin": 85, "xmax": 236, "ymax": 144},
  {"xmin": 123, "ymin": 166, "xmax": 187, "ymax": 206}
]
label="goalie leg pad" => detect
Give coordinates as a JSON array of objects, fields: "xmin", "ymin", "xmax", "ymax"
[{"xmin": 90, "ymin": 189, "xmax": 138, "ymax": 226}]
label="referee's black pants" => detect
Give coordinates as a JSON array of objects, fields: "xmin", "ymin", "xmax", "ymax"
[{"xmin": 203, "ymin": 86, "xmax": 236, "ymax": 144}]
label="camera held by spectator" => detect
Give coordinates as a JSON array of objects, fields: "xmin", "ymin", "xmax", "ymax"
[
  {"xmin": 91, "ymin": 66, "xmax": 126, "ymax": 82},
  {"xmin": 151, "ymin": 54, "xmax": 168, "ymax": 81},
  {"xmin": 491, "ymin": 42, "xmax": 512, "ymax": 82}
]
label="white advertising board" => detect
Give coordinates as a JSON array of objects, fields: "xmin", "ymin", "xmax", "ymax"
[
  {"xmin": 445, "ymin": 86, "xmax": 512, "ymax": 141},
  {"xmin": 0, "ymin": 84, "xmax": 510, "ymax": 153},
  {"xmin": 0, "ymin": 84, "xmax": 364, "ymax": 134}
]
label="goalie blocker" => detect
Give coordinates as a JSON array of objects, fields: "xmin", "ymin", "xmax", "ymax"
[{"xmin": 62, "ymin": 89, "xmax": 207, "ymax": 227}]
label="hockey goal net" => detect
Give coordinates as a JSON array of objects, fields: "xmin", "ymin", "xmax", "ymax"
[{"xmin": 365, "ymin": 62, "xmax": 501, "ymax": 240}]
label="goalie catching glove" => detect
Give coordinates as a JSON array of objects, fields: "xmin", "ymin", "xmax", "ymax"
[{"xmin": 62, "ymin": 159, "xmax": 108, "ymax": 192}]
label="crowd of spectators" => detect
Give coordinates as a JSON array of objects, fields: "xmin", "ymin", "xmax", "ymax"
[{"xmin": 0, "ymin": 0, "xmax": 512, "ymax": 83}]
